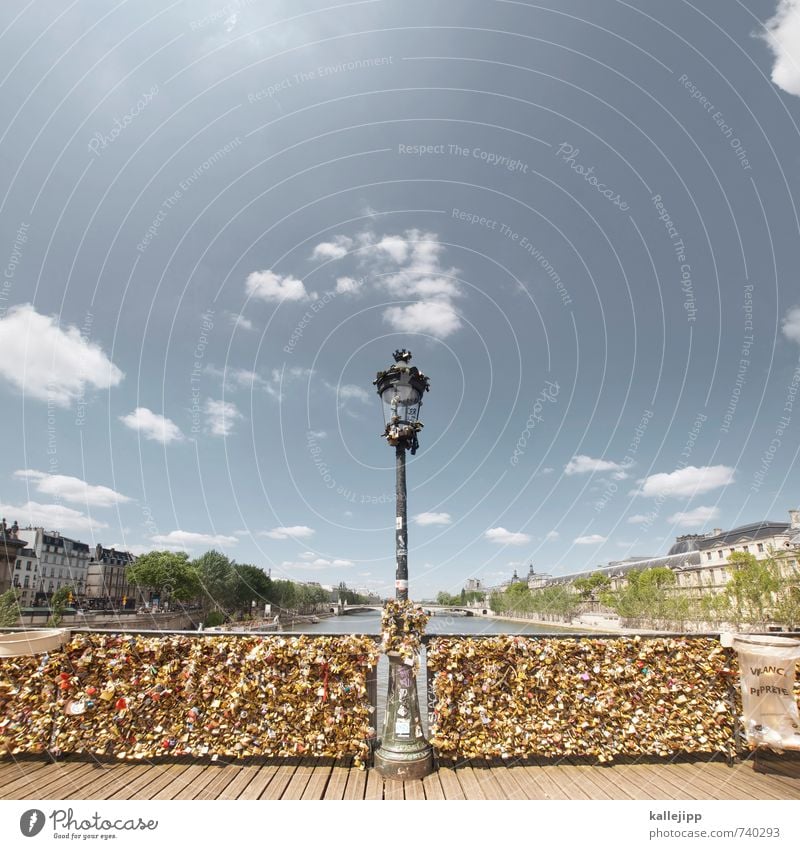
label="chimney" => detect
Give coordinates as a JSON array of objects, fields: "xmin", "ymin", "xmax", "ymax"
[{"xmin": 790, "ymin": 510, "xmax": 800, "ymax": 530}]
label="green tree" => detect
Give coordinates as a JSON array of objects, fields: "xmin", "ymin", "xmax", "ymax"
[
  {"xmin": 724, "ymin": 551, "xmax": 782, "ymax": 629},
  {"xmin": 126, "ymin": 550, "xmax": 201, "ymax": 603},
  {"xmin": 48, "ymin": 585, "xmax": 74, "ymax": 627},
  {"xmin": 230, "ymin": 564, "xmax": 272, "ymax": 614},
  {"xmin": 573, "ymin": 573, "xmax": 611, "ymax": 600},
  {"xmin": 0, "ymin": 588, "xmax": 21, "ymax": 627},
  {"xmin": 193, "ymin": 550, "xmax": 236, "ymax": 613}
]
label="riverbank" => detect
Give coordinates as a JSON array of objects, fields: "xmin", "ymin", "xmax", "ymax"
[{"xmin": 487, "ymin": 612, "xmax": 637, "ymax": 634}]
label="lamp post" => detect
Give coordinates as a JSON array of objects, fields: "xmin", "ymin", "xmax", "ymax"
[{"xmin": 372, "ymin": 349, "xmax": 434, "ymax": 779}]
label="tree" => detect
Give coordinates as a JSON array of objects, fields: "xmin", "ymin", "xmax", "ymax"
[
  {"xmin": 573, "ymin": 573, "xmax": 611, "ymax": 601},
  {"xmin": 230, "ymin": 564, "xmax": 272, "ymax": 615},
  {"xmin": 193, "ymin": 550, "xmax": 236, "ymax": 613},
  {"xmin": 126, "ymin": 550, "xmax": 200, "ymax": 603},
  {"xmin": 0, "ymin": 588, "xmax": 21, "ymax": 627},
  {"xmin": 724, "ymin": 551, "xmax": 782, "ymax": 629},
  {"xmin": 48, "ymin": 585, "xmax": 74, "ymax": 627}
]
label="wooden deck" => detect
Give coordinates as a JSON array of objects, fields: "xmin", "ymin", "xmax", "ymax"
[{"xmin": 2, "ymin": 752, "xmax": 799, "ymax": 800}]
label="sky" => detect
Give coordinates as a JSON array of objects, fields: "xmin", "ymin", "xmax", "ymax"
[{"xmin": 1, "ymin": 0, "xmax": 800, "ymax": 599}]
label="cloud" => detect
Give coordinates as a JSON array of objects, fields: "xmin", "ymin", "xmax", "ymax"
[
  {"xmin": 311, "ymin": 235, "xmax": 353, "ymax": 260},
  {"xmin": 265, "ymin": 366, "xmax": 313, "ymax": 401},
  {"xmin": 260, "ymin": 525, "xmax": 315, "ymax": 540},
  {"xmin": 0, "ymin": 304, "xmax": 123, "ymax": 406},
  {"xmin": 484, "ymin": 527, "xmax": 531, "ymax": 546},
  {"xmin": 667, "ymin": 505, "xmax": 721, "ymax": 528},
  {"xmin": 281, "ymin": 557, "xmax": 354, "ymax": 570},
  {"xmin": 228, "ymin": 313, "xmax": 254, "ymax": 331},
  {"xmin": 627, "ymin": 514, "xmax": 651, "ymax": 525},
  {"xmin": 383, "ymin": 300, "xmax": 461, "ymax": 338},
  {"xmin": 636, "ymin": 465, "xmax": 735, "ymax": 498},
  {"xmin": 781, "ymin": 306, "xmax": 800, "ymax": 343},
  {"xmin": 0, "ymin": 500, "xmax": 107, "ymax": 533},
  {"xmin": 308, "ymin": 430, "xmax": 327, "ymax": 439},
  {"xmin": 315, "ymin": 228, "xmax": 463, "ymax": 338},
  {"xmin": 413, "ymin": 512, "xmax": 452, "ymax": 526},
  {"xmin": 245, "ymin": 270, "xmax": 311, "ymax": 302},
  {"xmin": 108, "ymin": 543, "xmax": 152, "ymax": 557},
  {"xmin": 565, "ymin": 455, "xmax": 630, "ymax": 478},
  {"xmin": 205, "ymin": 398, "xmax": 243, "ymax": 437},
  {"xmin": 335, "ymin": 276, "xmax": 363, "ymax": 294},
  {"xmin": 545, "ymin": 530, "xmax": 560, "ymax": 540},
  {"xmin": 763, "ymin": 1, "xmax": 800, "ymax": 96},
  {"xmin": 119, "ymin": 407, "xmax": 184, "ymax": 443},
  {"xmin": 151, "ymin": 530, "xmax": 238, "ymax": 548},
  {"xmin": 13, "ymin": 470, "xmax": 131, "ymax": 507},
  {"xmin": 574, "ymin": 534, "xmax": 607, "ymax": 545}
]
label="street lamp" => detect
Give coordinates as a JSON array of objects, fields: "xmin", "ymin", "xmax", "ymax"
[{"xmin": 372, "ymin": 349, "xmax": 433, "ymax": 780}]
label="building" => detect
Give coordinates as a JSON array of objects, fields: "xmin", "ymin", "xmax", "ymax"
[
  {"xmin": 526, "ymin": 564, "xmax": 552, "ymax": 590},
  {"xmin": 14, "ymin": 527, "xmax": 93, "ymax": 605},
  {"xmin": 85, "ymin": 545, "xmax": 136, "ymax": 609},
  {"xmin": 0, "ymin": 519, "xmax": 26, "ymax": 597},
  {"xmin": 10, "ymin": 546, "xmax": 39, "ymax": 607}
]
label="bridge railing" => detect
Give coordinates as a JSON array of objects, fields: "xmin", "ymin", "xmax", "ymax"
[
  {"xmin": 0, "ymin": 629, "xmax": 380, "ymax": 768},
  {"xmin": 422, "ymin": 632, "xmax": 800, "ymax": 764}
]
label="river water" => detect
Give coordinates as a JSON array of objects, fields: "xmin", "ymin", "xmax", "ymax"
[{"xmin": 283, "ymin": 610, "xmax": 570, "ymax": 734}]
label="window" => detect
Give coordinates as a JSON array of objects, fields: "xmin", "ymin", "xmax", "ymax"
[
  {"xmin": 743, "ymin": 545, "xmax": 749, "ymax": 553},
  {"xmin": 23, "ymin": 576, "xmax": 29, "ymax": 588},
  {"xmin": 757, "ymin": 543, "xmax": 764, "ymax": 552},
  {"xmin": 706, "ymin": 552, "xmax": 712, "ymax": 560},
  {"xmin": 718, "ymin": 550, "xmax": 724, "ymax": 558},
  {"xmin": 26, "ymin": 561, "xmax": 31, "ymax": 570},
  {"xmin": 730, "ymin": 548, "xmax": 736, "ymax": 555}
]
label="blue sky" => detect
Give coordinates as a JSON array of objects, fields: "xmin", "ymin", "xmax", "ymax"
[{"xmin": 1, "ymin": 0, "xmax": 800, "ymax": 598}]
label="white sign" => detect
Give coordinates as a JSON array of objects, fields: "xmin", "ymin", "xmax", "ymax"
[{"xmin": 731, "ymin": 634, "xmax": 800, "ymax": 751}]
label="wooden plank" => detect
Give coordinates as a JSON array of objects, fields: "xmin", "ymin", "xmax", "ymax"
[
  {"xmin": 436, "ymin": 766, "xmax": 466, "ymax": 800},
  {"xmin": 72, "ymin": 764, "xmax": 144, "ymax": 799},
  {"xmin": 107, "ymin": 765, "xmax": 166, "ymax": 800},
  {"xmin": 0, "ymin": 761, "xmax": 79, "ymax": 798},
  {"xmin": 403, "ymin": 779, "xmax": 425, "ymax": 800},
  {"xmin": 259, "ymin": 763, "xmax": 299, "ymax": 800},
  {"xmin": 322, "ymin": 757, "xmax": 350, "ymax": 800},
  {"xmin": 342, "ymin": 765, "xmax": 366, "ymax": 800},
  {"xmin": 210, "ymin": 764, "xmax": 266, "ymax": 800},
  {"xmin": 502, "ymin": 764, "xmax": 552, "ymax": 799},
  {"xmin": 383, "ymin": 777, "xmax": 404, "ymax": 799},
  {"xmin": 605, "ymin": 763, "xmax": 671, "ymax": 800},
  {"xmin": 537, "ymin": 762, "xmax": 594, "ymax": 799},
  {"xmin": 124, "ymin": 763, "xmax": 190, "ymax": 800},
  {"xmin": 14, "ymin": 762, "xmax": 101, "ymax": 799},
  {"xmin": 660, "ymin": 762, "xmax": 726, "ymax": 799},
  {"xmin": 470, "ymin": 763, "xmax": 511, "ymax": 800},
  {"xmin": 195, "ymin": 764, "xmax": 248, "ymax": 801},
  {"xmin": 422, "ymin": 771, "xmax": 445, "ymax": 800},
  {"xmin": 0, "ymin": 759, "xmax": 55, "ymax": 788},
  {"xmin": 281, "ymin": 757, "xmax": 315, "ymax": 800},
  {"xmin": 146, "ymin": 763, "xmax": 211, "ymax": 800},
  {"xmin": 488, "ymin": 766, "xmax": 528, "ymax": 800},
  {"xmin": 516, "ymin": 762, "xmax": 571, "ymax": 799},
  {"xmin": 302, "ymin": 759, "xmax": 335, "ymax": 800},
  {"xmin": 364, "ymin": 767, "xmax": 383, "ymax": 799}
]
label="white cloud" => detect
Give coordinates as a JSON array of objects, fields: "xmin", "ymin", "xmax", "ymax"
[
  {"xmin": 384, "ymin": 300, "xmax": 461, "ymax": 338},
  {"xmin": 763, "ymin": 1, "xmax": 800, "ymax": 96},
  {"xmin": 627, "ymin": 514, "xmax": 651, "ymax": 525},
  {"xmin": 574, "ymin": 534, "xmax": 607, "ymax": 545},
  {"xmin": 0, "ymin": 500, "xmax": 107, "ymax": 533},
  {"xmin": 0, "ymin": 304, "xmax": 123, "ymax": 406},
  {"xmin": 151, "ymin": 530, "xmax": 238, "ymax": 549},
  {"xmin": 205, "ymin": 398, "xmax": 243, "ymax": 437},
  {"xmin": 13, "ymin": 470, "xmax": 131, "ymax": 507},
  {"xmin": 667, "ymin": 505, "xmax": 721, "ymax": 528},
  {"xmin": 781, "ymin": 306, "xmax": 800, "ymax": 343},
  {"xmin": 484, "ymin": 527, "xmax": 531, "ymax": 546},
  {"xmin": 265, "ymin": 366, "xmax": 313, "ymax": 401},
  {"xmin": 636, "ymin": 465, "xmax": 735, "ymax": 498},
  {"xmin": 565, "ymin": 455, "xmax": 629, "ymax": 477},
  {"xmin": 335, "ymin": 276, "xmax": 363, "ymax": 294},
  {"xmin": 376, "ymin": 235, "xmax": 409, "ymax": 263},
  {"xmin": 245, "ymin": 270, "xmax": 311, "ymax": 302},
  {"xmin": 311, "ymin": 235, "xmax": 353, "ymax": 260},
  {"xmin": 281, "ymin": 557, "xmax": 354, "ymax": 570},
  {"xmin": 108, "ymin": 543, "xmax": 152, "ymax": 557},
  {"xmin": 228, "ymin": 313, "xmax": 254, "ymax": 331},
  {"xmin": 308, "ymin": 430, "xmax": 327, "ymax": 439},
  {"xmin": 260, "ymin": 525, "xmax": 315, "ymax": 540},
  {"xmin": 413, "ymin": 512, "xmax": 452, "ymax": 526},
  {"xmin": 119, "ymin": 407, "xmax": 183, "ymax": 444},
  {"xmin": 545, "ymin": 530, "xmax": 560, "ymax": 540}
]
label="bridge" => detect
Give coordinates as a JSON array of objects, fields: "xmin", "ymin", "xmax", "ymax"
[
  {"xmin": 332, "ymin": 604, "xmax": 382, "ymax": 615},
  {"xmin": 420, "ymin": 605, "xmax": 487, "ymax": 617}
]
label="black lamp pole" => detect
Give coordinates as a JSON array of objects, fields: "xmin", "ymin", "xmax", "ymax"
[{"xmin": 372, "ymin": 350, "xmax": 433, "ymax": 780}]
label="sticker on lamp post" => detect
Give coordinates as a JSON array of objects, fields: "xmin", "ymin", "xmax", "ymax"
[{"xmin": 729, "ymin": 634, "xmax": 800, "ymax": 751}]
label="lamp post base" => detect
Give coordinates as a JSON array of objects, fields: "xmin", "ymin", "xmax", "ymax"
[
  {"xmin": 374, "ymin": 742, "xmax": 434, "ymax": 781},
  {"xmin": 374, "ymin": 653, "xmax": 434, "ymax": 780}
]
